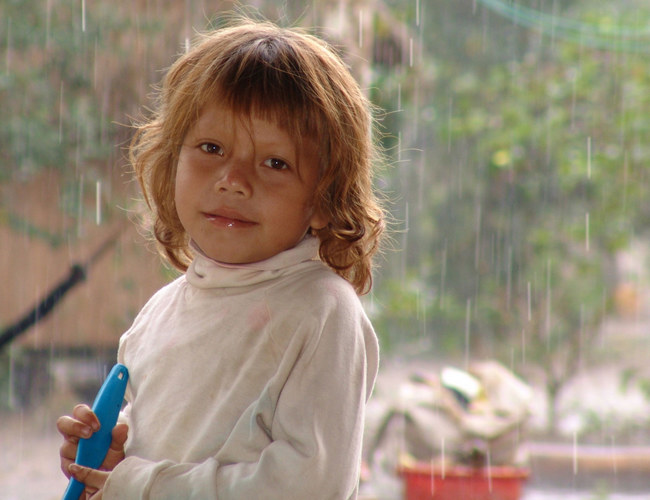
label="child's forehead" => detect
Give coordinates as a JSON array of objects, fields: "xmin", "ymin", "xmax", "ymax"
[{"xmin": 193, "ymin": 97, "xmax": 316, "ymax": 144}]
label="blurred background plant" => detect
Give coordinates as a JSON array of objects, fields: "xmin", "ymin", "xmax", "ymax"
[{"xmin": 1, "ymin": 0, "xmax": 650, "ymax": 443}]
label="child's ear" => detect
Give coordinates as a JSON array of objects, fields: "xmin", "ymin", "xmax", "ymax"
[{"xmin": 309, "ymin": 208, "xmax": 328, "ymax": 231}]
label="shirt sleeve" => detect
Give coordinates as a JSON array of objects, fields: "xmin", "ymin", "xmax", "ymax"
[{"xmin": 103, "ymin": 301, "xmax": 379, "ymax": 500}]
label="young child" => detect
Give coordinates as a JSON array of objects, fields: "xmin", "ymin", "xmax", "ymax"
[{"xmin": 57, "ymin": 17, "xmax": 385, "ymax": 500}]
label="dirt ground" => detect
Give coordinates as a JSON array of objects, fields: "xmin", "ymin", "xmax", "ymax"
[{"xmin": 0, "ymin": 408, "xmax": 68, "ymax": 500}]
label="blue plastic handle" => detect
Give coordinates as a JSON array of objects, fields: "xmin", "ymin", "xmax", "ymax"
[{"xmin": 62, "ymin": 363, "xmax": 129, "ymax": 500}]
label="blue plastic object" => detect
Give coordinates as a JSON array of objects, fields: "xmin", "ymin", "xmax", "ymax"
[{"xmin": 62, "ymin": 363, "xmax": 129, "ymax": 500}]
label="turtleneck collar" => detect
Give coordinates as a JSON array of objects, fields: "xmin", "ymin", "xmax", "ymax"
[{"xmin": 186, "ymin": 236, "xmax": 321, "ymax": 289}]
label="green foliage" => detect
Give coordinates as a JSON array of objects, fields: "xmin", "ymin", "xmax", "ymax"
[
  {"xmin": 0, "ymin": 0, "xmax": 166, "ymax": 179},
  {"xmin": 2, "ymin": 1, "xmax": 97, "ymax": 175},
  {"xmin": 370, "ymin": 0, "xmax": 650, "ymax": 399},
  {"xmin": 2, "ymin": 0, "xmax": 649, "ymax": 432},
  {"xmin": 0, "ymin": 0, "xmax": 174, "ymax": 249}
]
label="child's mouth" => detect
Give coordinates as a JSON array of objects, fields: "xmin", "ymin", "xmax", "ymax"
[{"xmin": 203, "ymin": 212, "xmax": 256, "ymax": 228}]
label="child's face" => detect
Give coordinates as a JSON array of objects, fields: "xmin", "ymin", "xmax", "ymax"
[{"xmin": 175, "ymin": 101, "xmax": 327, "ymax": 264}]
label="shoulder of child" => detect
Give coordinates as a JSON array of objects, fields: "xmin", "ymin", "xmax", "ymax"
[{"xmin": 281, "ymin": 260, "xmax": 359, "ymax": 302}]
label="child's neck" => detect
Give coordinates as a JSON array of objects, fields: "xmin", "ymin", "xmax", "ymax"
[{"xmin": 189, "ymin": 235, "xmax": 319, "ymax": 271}]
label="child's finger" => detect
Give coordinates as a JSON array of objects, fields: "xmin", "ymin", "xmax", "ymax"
[
  {"xmin": 57, "ymin": 415, "xmax": 94, "ymax": 441},
  {"xmin": 59, "ymin": 425, "xmax": 86, "ymax": 478},
  {"xmin": 59, "ymin": 433, "xmax": 80, "ymax": 478},
  {"xmin": 57, "ymin": 406, "xmax": 104, "ymax": 480},
  {"xmin": 60, "ymin": 456, "xmax": 74, "ymax": 479},
  {"xmin": 60, "ymin": 435, "xmax": 80, "ymax": 460},
  {"xmin": 72, "ymin": 404, "xmax": 101, "ymax": 430},
  {"xmin": 68, "ymin": 464, "xmax": 110, "ymax": 493},
  {"xmin": 101, "ymin": 423, "xmax": 128, "ymax": 470}
]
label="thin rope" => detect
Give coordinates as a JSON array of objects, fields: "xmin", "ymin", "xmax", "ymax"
[{"xmin": 476, "ymin": 0, "xmax": 650, "ymax": 53}]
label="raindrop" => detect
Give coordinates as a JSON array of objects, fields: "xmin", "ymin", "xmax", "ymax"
[
  {"xmin": 417, "ymin": 152, "xmax": 425, "ymax": 211},
  {"xmin": 96, "ymin": 181, "xmax": 102, "ymax": 225},
  {"xmin": 610, "ymin": 435, "xmax": 618, "ymax": 477},
  {"xmin": 93, "ymin": 38, "xmax": 99, "ymax": 90},
  {"xmin": 77, "ymin": 175, "xmax": 84, "ymax": 238},
  {"xmin": 474, "ymin": 204, "xmax": 482, "ymax": 270},
  {"xmin": 59, "ymin": 82, "xmax": 64, "ymax": 144},
  {"xmin": 397, "ymin": 131, "xmax": 402, "ymax": 162},
  {"xmin": 569, "ymin": 68, "xmax": 578, "ymax": 130},
  {"xmin": 585, "ymin": 212, "xmax": 590, "ymax": 252},
  {"xmin": 573, "ymin": 430, "xmax": 579, "ymax": 475},
  {"xmin": 46, "ymin": 0, "xmax": 52, "ymax": 50},
  {"xmin": 622, "ymin": 151, "xmax": 629, "ymax": 213},
  {"xmin": 400, "ymin": 202, "xmax": 408, "ymax": 279},
  {"xmin": 506, "ymin": 245, "xmax": 512, "ymax": 310},
  {"xmin": 447, "ymin": 96, "xmax": 453, "ymax": 152},
  {"xmin": 465, "ymin": 298, "xmax": 471, "ymax": 368},
  {"xmin": 5, "ymin": 18, "xmax": 11, "ymax": 74},
  {"xmin": 486, "ymin": 447, "xmax": 493, "ymax": 492},
  {"xmin": 397, "ymin": 83, "xmax": 402, "ymax": 111},
  {"xmin": 358, "ymin": 9, "xmax": 364, "ymax": 48},
  {"xmin": 81, "ymin": 0, "xmax": 87, "ymax": 33},
  {"xmin": 587, "ymin": 136, "xmax": 592, "ymax": 179},
  {"xmin": 439, "ymin": 241, "xmax": 447, "ymax": 309},
  {"xmin": 579, "ymin": 304, "xmax": 585, "ymax": 370},
  {"xmin": 545, "ymin": 259, "xmax": 552, "ymax": 346}
]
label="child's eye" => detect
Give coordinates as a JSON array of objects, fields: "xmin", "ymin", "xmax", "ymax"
[
  {"xmin": 200, "ymin": 143, "xmax": 224, "ymax": 156},
  {"xmin": 263, "ymin": 158, "xmax": 289, "ymax": 170}
]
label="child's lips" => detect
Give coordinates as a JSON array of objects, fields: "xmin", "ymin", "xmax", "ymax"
[{"xmin": 203, "ymin": 211, "xmax": 256, "ymax": 228}]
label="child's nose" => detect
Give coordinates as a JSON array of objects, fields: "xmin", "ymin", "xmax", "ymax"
[{"xmin": 214, "ymin": 160, "xmax": 253, "ymax": 197}]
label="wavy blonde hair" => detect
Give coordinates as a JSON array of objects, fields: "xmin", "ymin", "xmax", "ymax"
[{"xmin": 131, "ymin": 19, "xmax": 385, "ymax": 294}]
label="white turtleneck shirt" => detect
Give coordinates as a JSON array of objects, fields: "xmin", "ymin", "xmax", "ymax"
[{"xmin": 103, "ymin": 236, "xmax": 379, "ymax": 499}]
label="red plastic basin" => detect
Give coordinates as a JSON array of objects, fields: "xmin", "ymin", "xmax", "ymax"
[{"xmin": 398, "ymin": 463, "xmax": 530, "ymax": 500}]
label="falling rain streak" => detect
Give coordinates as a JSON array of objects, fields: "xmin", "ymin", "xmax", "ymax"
[
  {"xmin": 3, "ymin": 1, "xmax": 650, "ymax": 498},
  {"xmin": 587, "ymin": 136, "xmax": 592, "ymax": 179},
  {"xmin": 465, "ymin": 298, "xmax": 471, "ymax": 369},
  {"xmin": 5, "ymin": 18, "xmax": 10, "ymax": 74},
  {"xmin": 358, "ymin": 9, "xmax": 364, "ymax": 48},
  {"xmin": 573, "ymin": 432, "xmax": 579, "ymax": 475},
  {"xmin": 58, "ymin": 82, "xmax": 64, "ymax": 143},
  {"xmin": 586, "ymin": 138, "xmax": 591, "ymax": 252},
  {"xmin": 545, "ymin": 259, "xmax": 552, "ymax": 347},
  {"xmin": 81, "ymin": 0, "xmax": 86, "ymax": 33},
  {"xmin": 96, "ymin": 181, "xmax": 102, "ymax": 225}
]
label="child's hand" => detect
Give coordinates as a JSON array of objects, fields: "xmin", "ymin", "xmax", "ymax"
[
  {"xmin": 67, "ymin": 463, "xmax": 110, "ymax": 500},
  {"xmin": 57, "ymin": 404, "xmax": 128, "ymax": 478}
]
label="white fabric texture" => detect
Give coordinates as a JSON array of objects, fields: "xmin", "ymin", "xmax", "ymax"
[{"xmin": 103, "ymin": 236, "xmax": 379, "ymax": 499}]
